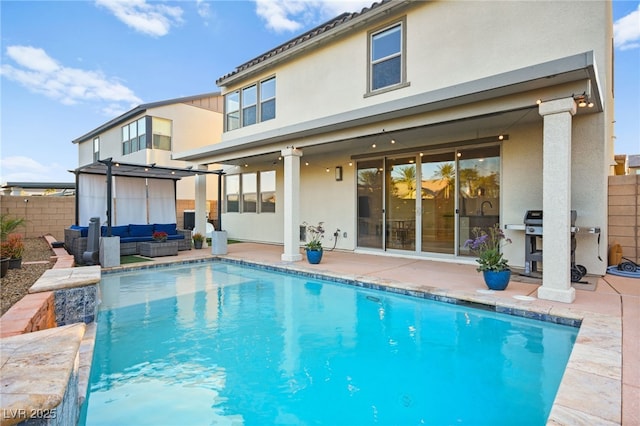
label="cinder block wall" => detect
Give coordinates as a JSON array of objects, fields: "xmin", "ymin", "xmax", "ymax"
[
  {"xmin": 608, "ymin": 175, "xmax": 639, "ymax": 263},
  {"xmin": 1, "ymin": 196, "xmax": 218, "ymax": 241},
  {"xmin": 0, "ymin": 196, "xmax": 75, "ymax": 241}
]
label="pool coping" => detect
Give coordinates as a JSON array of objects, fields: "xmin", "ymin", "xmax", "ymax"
[{"xmin": 100, "ymin": 256, "xmax": 622, "ymax": 425}]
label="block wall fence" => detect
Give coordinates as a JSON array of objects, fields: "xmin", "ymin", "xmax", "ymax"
[
  {"xmin": 608, "ymin": 175, "xmax": 640, "ymax": 263},
  {"xmin": 1, "ymin": 180, "xmax": 638, "ymax": 264},
  {"xmin": 0, "ymin": 196, "xmax": 218, "ymax": 242}
]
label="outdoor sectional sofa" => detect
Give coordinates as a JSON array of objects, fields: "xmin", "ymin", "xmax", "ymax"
[{"xmin": 64, "ymin": 223, "xmax": 191, "ymax": 263}]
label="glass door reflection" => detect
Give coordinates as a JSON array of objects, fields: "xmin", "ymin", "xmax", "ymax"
[
  {"xmin": 457, "ymin": 146, "xmax": 501, "ymax": 255},
  {"xmin": 420, "ymin": 152, "xmax": 456, "ymax": 254},
  {"xmin": 357, "ymin": 159, "xmax": 384, "ymax": 249},
  {"xmin": 386, "ymin": 157, "xmax": 416, "ymax": 251}
]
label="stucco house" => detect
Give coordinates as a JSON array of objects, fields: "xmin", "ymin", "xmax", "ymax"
[
  {"xmin": 176, "ymin": 0, "xmax": 613, "ymax": 303},
  {"xmin": 72, "ymin": 92, "xmax": 224, "ymax": 234}
]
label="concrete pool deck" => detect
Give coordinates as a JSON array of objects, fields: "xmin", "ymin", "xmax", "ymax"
[{"xmin": 166, "ymin": 242, "xmax": 637, "ymax": 425}]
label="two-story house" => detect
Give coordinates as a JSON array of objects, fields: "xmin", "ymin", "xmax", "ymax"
[
  {"xmin": 72, "ymin": 92, "xmax": 224, "ymax": 235},
  {"xmin": 177, "ymin": 0, "xmax": 613, "ymax": 303}
]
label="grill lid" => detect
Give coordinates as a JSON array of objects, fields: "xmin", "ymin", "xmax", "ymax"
[{"xmin": 524, "ymin": 210, "xmax": 543, "ymax": 225}]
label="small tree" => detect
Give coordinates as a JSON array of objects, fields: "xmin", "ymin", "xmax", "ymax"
[{"xmin": 1, "ymin": 214, "xmax": 25, "ymax": 241}]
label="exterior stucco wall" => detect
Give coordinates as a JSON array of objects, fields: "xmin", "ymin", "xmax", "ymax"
[
  {"xmin": 222, "ymin": 151, "xmax": 357, "ymax": 250},
  {"xmin": 75, "ymin": 102, "xmax": 223, "ymax": 200},
  {"xmin": 220, "ymin": 1, "xmax": 611, "ymax": 141}
]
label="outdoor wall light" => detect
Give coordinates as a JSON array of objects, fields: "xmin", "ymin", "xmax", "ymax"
[{"xmin": 335, "ymin": 166, "xmax": 343, "ymax": 181}]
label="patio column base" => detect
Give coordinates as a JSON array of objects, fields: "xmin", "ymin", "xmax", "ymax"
[
  {"xmin": 537, "ymin": 285, "xmax": 576, "ymax": 304},
  {"xmin": 281, "ymin": 253, "xmax": 302, "ymax": 262},
  {"xmin": 99, "ymin": 236, "xmax": 120, "ymax": 267}
]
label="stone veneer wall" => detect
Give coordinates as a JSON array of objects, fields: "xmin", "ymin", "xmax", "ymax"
[
  {"xmin": 0, "ymin": 292, "xmax": 56, "ymax": 338},
  {"xmin": 54, "ymin": 285, "xmax": 99, "ymax": 326},
  {"xmin": 608, "ymin": 175, "xmax": 639, "ymax": 263}
]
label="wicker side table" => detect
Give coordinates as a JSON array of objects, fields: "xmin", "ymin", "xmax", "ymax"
[{"xmin": 139, "ymin": 241, "xmax": 179, "ymax": 257}]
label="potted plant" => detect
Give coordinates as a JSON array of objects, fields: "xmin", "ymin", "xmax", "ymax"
[
  {"xmin": 464, "ymin": 224, "xmax": 512, "ymax": 290},
  {"xmin": 1, "ymin": 214, "xmax": 25, "ymax": 276},
  {"xmin": 1, "ymin": 233, "xmax": 25, "ymax": 269},
  {"xmin": 303, "ymin": 222, "xmax": 325, "ymax": 264},
  {"xmin": 152, "ymin": 231, "xmax": 168, "ymax": 242},
  {"xmin": 192, "ymin": 232, "xmax": 205, "ymax": 249}
]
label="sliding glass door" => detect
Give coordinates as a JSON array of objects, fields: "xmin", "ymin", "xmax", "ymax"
[
  {"xmin": 420, "ymin": 152, "xmax": 456, "ymax": 254},
  {"xmin": 356, "ymin": 145, "xmax": 500, "ymax": 256}
]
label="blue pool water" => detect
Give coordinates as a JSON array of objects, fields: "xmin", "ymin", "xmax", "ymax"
[{"xmin": 81, "ymin": 261, "xmax": 578, "ymax": 425}]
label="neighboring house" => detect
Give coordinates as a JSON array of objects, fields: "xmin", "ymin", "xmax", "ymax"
[
  {"xmin": 1, "ymin": 182, "xmax": 75, "ymax": 196},
  {"xmin": 176, "ymin": 0, "xmax": 613, "ymax": 303},
  {"xmin": 72, "ymin": 92, "xmax": 224, "ymax": 232},
  {"xmin": 629, "ymin": 155, "xmax": 640, "ymax": 174}
]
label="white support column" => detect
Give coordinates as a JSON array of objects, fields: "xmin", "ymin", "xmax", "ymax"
[
  {"xmin": 537, "ymin": 97, "xmax": 577, "ymax": 303},
  {"xmin": 281, "ymin": 147, "xmax": 303, "ymax": 262},
  {"xmin": 195, "ymin": 165, "xmax": 208, "ymax": 247}
]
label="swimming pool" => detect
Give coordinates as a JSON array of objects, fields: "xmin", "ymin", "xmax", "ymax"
[{"xmin": 81, "ymin": 261, "xmax": 578, "ymax": 425}]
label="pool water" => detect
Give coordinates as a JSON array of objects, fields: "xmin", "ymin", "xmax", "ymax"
[{"xmin": 81, "ymin": 262, "xmax": 578, "ymax": 425}]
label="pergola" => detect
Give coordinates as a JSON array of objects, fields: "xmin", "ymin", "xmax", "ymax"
[{"xmin": 72, "ymin": 158, "xmax": 224, "ymax": 237}]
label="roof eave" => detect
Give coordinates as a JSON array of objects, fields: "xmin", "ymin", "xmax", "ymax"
[{"xmin": 216, "ymin": 0, "xmax": 414, "ymax": 88}]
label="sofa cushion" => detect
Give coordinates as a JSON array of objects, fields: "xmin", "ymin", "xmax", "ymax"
[
  {"xmin": 101, "ymin": 225, "xmax": 129, "ymax": 237},
  {"xmin": 166, "ymin": 234, "xmax": 185, "ymax": 241},
  {"xmin": 154, "ymin": 223, "xmax": 178, "ymax": 236},
  {"xmin": 70, "ymin": 225, "xmax": 88, "ymax": 237},
  {"xmin": 120, "ymin": 236, "xmax": 153, "ymax": 243},
  {"xmin": 129, "ymin": 224, "xmax": 154, "ymax": 237}
]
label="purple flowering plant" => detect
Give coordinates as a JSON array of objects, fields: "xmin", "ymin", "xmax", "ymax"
[
  {"xmin": 464, "ymin": 224, "xmax": 512, "ymax": 272},
  {"xmin": 303, "ymin": 221, "xmax": 325, "ymax": 250}
]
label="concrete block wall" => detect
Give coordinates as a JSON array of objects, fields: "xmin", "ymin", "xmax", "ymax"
[
  {"xmin": 1, "ymin": 195, "xmax": 75, "ymax": 241},
  {"xmin": 608, "ymin": 175, "xmax": 639, "ymax": 263}
]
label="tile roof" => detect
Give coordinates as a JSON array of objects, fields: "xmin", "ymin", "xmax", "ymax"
[{"xmin": 215, "ymin": 0, "xmax": 392, "ymax": 86}]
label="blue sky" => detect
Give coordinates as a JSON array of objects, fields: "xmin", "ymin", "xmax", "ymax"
[{"xmin": 1, "ymin": 1, "xmax": 639, "ymax": 183}]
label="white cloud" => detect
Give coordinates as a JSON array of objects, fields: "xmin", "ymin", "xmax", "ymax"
[
  {"xmin": 196, "ymin": 0, "xmax": 211, "ymax": 19},
  {"xmin": 255, "ymin": 0, "xmax": 373, "ymax": 33},
  {"xmin": 96, "ymin": 0, "xmax": 184, "ymax": 37},
  {"xmin": 0, "ymin": 156, "xmax": 71, "ymax": 183},
  {"xmin": 614, "ymin": 4, "xmax": 640, "ymax": 50},
  {"xmin": 1, "ymin": 45, "xmax": 141, "ymax": 110}
]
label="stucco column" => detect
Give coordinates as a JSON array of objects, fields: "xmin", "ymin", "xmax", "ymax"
[
  {"xmin": 195, "ymin": 165, "xmax": 208, "ymax": 247},
  {"xmin": 537, "ymin": 97, "xmax": 577, "ymax": 303},
  {"xmin": 281, "ymin": 147, "xmax": 303, "ymax": 262}
]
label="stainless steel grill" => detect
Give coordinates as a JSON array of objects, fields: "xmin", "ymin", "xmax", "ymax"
[{"xmin": 523, "ymin": 210, "xmax": 584, "ymax": 281}]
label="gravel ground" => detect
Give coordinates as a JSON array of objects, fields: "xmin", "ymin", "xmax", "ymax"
[{"xmin": 1, "ymin": 237, "xmax": 54, "ymax": 315}]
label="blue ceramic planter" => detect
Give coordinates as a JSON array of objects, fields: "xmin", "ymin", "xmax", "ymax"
[
  {"xmin": 306, "ymin": 248, "xmax": 323, "ymax": 264},
  {"xmin": 482, "ymin": 269, "xmax": 511, "ymax": 290}
]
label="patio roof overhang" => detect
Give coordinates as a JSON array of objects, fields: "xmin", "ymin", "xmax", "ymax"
[
  {"xmin": 71, "ymin": 159, "xmax": 223, "ymax": 180},
  {"xmin": 177, "ymin": 51, "xmax": 602, "ymax": 166}
]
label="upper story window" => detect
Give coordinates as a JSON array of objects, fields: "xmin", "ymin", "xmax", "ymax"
[
  {"xmin": 152, "ymin": 117, "xmax": 171, "ymax": 150},
  {"xmin": 121, "ymin": 116, "xmax": 169, "ymax": 155},
  {"xmin": 242, "ymin": 85, "xmax": 257, "ymax": 126},
  {"xmin": 93, "ymin": 137, "xmax": 100, "ymax": 162},
  {"xmin": 260, "ymin": 78, "xmax": 276, "ymax": 121},
  {"xmin": 224, "ymin": 77, "xmax": 276, "ymax": 132},
  {"xmin": 369, "ymin": 21, "xmax": 405, "ymax": 93},
  {"xmin": 226, "ymin": 91, "xmax": 240, "ymax": 131}
]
